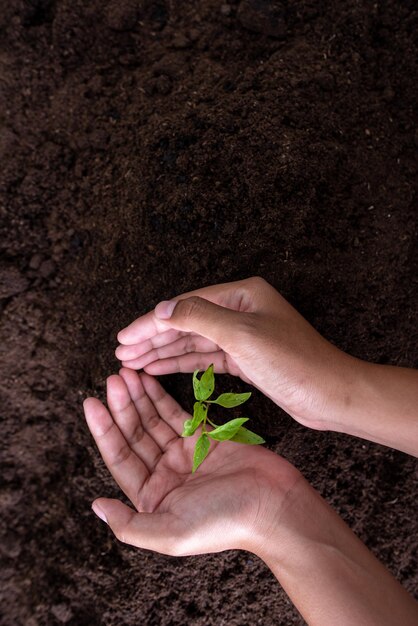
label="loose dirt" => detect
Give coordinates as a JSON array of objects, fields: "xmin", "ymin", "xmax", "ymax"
[{"xmin": 1, "ymin": 1, "xmax": 417, "ymax": 624}]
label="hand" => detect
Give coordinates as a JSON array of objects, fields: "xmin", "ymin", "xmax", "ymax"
[
  {"xmin": 116, "ymin": 277, "xmax": 358, "ymax": 430},
  {"xmin": 84, "ymin": 370, "xmax": 418, "ymax": 624},
  {"xmin": 83, "ymin": 368, "xmax": 300, "ymax": 556}
]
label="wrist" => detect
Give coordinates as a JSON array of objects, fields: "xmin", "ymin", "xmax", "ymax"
[
  {"xmin": 240, "ymin": 462, "xmax": 307, "ymax": 559},
  {"xmin": 248, "ymin": 470, "xmax": 315, "ymax": 566},
  {"xmin": 293, "ymin": 348, "xmax": 367, "ymax": 433},
  {"xmin": 248, "ymin": 468, "xmax": 361, "ymax": 571},
  {"xmin": 248, "ymin": 470, "xmax": 418, "ymax": 626}
]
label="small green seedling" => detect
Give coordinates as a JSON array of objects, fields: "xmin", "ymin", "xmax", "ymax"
[{"xmin": 182, "ymin": 364, "xmax": 265, "ymax": 472}]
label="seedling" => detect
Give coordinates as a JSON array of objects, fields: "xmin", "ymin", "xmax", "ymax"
[{"xmin": 182, "ymin": 364, "xmax": 265, "ymax": 472}]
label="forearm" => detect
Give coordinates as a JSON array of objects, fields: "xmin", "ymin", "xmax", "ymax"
[
  {"xmin": 327, "ymin": 355, "xmax": 418, "ymax": 456},
  {"xmin": 253, "ymin": 476, "xmax": 418, "ymax": 626}
]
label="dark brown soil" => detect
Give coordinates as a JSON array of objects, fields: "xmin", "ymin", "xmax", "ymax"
[{"xmin": 1, "ymin": 1, "xmax": 417, "ymax": 624}]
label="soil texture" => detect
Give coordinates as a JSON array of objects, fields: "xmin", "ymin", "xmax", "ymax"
[{"xmin": 1, "ymin": 0, "xmax": 417, "ymax": 624}]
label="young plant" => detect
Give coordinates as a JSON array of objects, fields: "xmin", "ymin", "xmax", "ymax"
[{"xmin": 181, "ymin": 364, "xmax": 265, "ymax": 472}]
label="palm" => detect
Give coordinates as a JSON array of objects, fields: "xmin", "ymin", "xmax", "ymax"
[
  {"xmin": 144, "ymin": 442, "xmax": 265, "ymax": 552},
  {"xmin": 84, "ymin": 369, "xmax": 293, "ymax": 556}
]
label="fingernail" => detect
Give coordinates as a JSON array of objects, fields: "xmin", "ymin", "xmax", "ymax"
[
  {"xmin": 155, "ymin": 300, "xmax": 176, "ymax": 320},
  {"xmin": 92, "ymin": 502, "xmax": 108, "ymax": 524}
]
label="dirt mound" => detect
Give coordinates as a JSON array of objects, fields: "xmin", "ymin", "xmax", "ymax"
[{"xmin": 1, "ymin": 1, "xmax": 417, "ymax": 624}]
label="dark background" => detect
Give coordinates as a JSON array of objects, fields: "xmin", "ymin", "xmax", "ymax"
[{"xmin": 1, "ymin": 0, "xmax": 417, "ymax": 624}]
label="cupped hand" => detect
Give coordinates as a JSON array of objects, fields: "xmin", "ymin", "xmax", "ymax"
[
  {"xmin": 115, "ymin": 277, "xmax": 357, "ymax": 430},
  {"xmin": 83, "ymin": 368, "xmax": 300, "ymax": 556}
]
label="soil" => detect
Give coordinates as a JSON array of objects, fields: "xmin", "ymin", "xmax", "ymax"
[{"xmin": 1, "ymin": 0, "xmax": 417, "ymax": 624}]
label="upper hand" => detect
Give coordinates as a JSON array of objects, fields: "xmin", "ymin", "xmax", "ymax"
[
  {"xmin": 115, "ymin": 277, "xmax": 356, "ymax": 429},
  {"xmin": 83, "ymin": 368, "xmax": 300, "ymax": 556}
]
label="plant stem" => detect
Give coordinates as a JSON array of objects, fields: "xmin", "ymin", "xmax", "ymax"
[{"xmin": 202, "ymin": 402, "xmax": 208, "ymax": 433}]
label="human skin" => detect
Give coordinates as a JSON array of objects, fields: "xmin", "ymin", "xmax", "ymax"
[
  {"xmin": 115, "ymin": 277, "xmax": 418, "ymax": 456},
  {"xmin": 84, "ymin": 370, "xmax": 418, "ymax": 626}
]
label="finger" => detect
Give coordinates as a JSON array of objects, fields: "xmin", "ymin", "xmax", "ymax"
[
  {"xmin": 106, "ymin": 375, "xmax": 164, "ymax": 470},
  {"xmin": 83, "ymin": 397, "xmax": 149, "ymax": 507},
  {"xmin": 142, "ymin": 351, "xmax": 235, "ymax": 377},
  {"xmin": 118, "ymin": 368, "xmax": 179, "ymax": 448},
  {"xmin": 118, "ymin": 334, "xmax": 220, "ymax": 371},
  {"xmin": 115, "ymin": 328, "xmax": 185, "ymax": 361},
  {"xmin": 117, "ymin": 278, "xmax": 253, "ymax": 346},
  {"xmin": 139, "ymin": 373, "xmax": 190, "ymax": 435},
  {"xmin": 92, "ymin": 498, "xmax": 182, "ymax": 554},
  {"xmin": 154, "ymin": 297, "xmax": 247, "ymax": 354},
  {"xmin": 117, "ymin": 309, "xmax": 172, "ymax": 346}
]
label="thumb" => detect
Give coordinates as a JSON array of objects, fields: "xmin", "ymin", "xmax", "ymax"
[
  {"xmin": 154, "ymin": 296, "xmax": 247, "ymax": 349},
  {"xmin": 92, "ymin": 498, "xmax": 182, "ymax": 555}
]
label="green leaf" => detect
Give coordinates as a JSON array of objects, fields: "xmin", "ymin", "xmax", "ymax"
[
  {"xmin": 230, "ymin": 426, "xmax": 265, "ymax": 445},
  {"xmin": 192, "ymin": 433, "xmax": 210, "ymax": 473},
  {"xmin": 198, "ymin": 364, "xmax": 215, "ymax": 400},
  {"xmin": 208, "ymin": 392, "xmax": 252, "ymax": 408},
  {"xmin": 182, "ymin": 403, "xmax": 208, "ymax": 437},
  {"xmin": 192, "ymin": 370, "xmax": 201, "ymax": 400},
  {"xmin": 182, "ymin": 419, "xmax": 194, "ymax": 437},
  {"xmin": 193, "ymin": 401, "xmax": 206, "ymax": 419},
  {"xmin": 207, "ymin": 417, "xmax": 249, "ymax": 441},
  {"xmin": 191, "ymin": 401, "xmax": 207, "ymax": 429}
]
